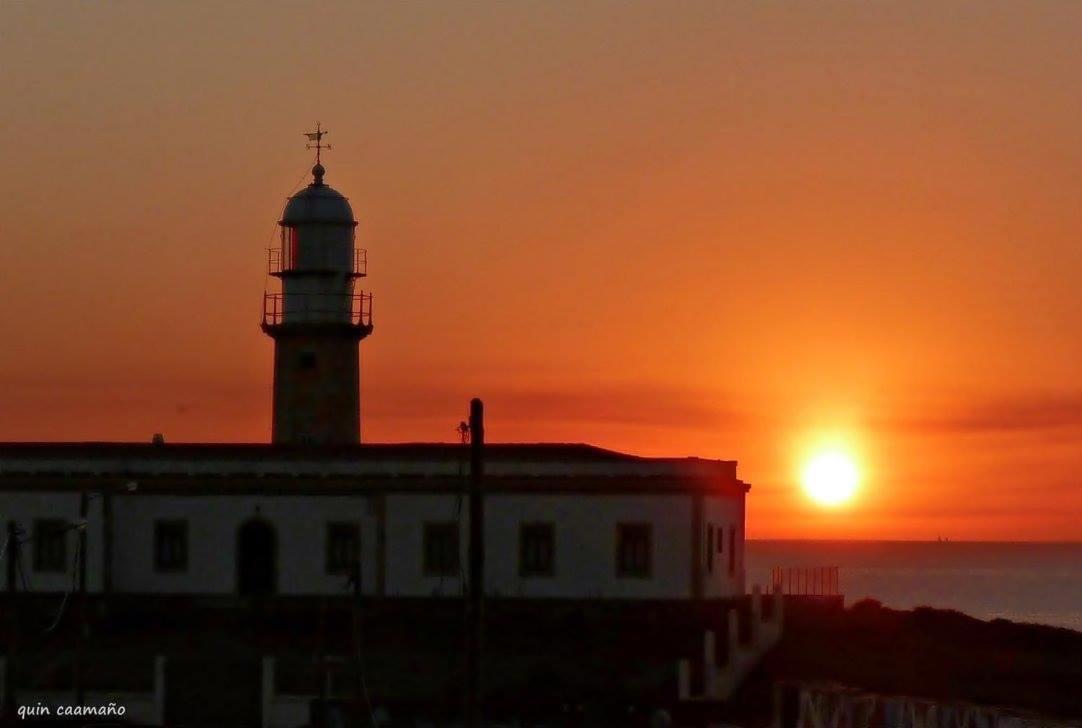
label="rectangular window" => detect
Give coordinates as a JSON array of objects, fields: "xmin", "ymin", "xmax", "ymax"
[
  {"xmin": 286, "ymin": 226, "xmax": 300, "ymax": 270},
  {"xmin": 519, "ymin": 522, "xmax": 555, "ymax": 577},
  {"xmin": 616, "ymin": 523, "xmax": 652, "ymax": 579},
  {"xmin": 326, "ymin": 522, "xmax": 360, "ymax": 575},
  {"xmin": 423, "ymin": 522, "xmax": 460, "ymax": 577},
  {"xmin": 154, "ymin": 520, "xmax": 188, "ymax": 573},
  {"xmin": 33, "ymin": 519, "xmax": 68, "ymax": 573},
  {"xmin": 728, "ymin": 526, "xmax": 737, "ymax": 577},
  {"xmin": 706, "ymin": 524, "xmax": 714, "ymax": 573}
]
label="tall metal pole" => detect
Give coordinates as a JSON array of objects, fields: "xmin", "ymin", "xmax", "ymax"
[
  {"xmin": 351, "ymin": 558, "xmax": 366, "ymax": 728},
  {"xmin": 4, "ymin": 521, "xmax": 19, "ymax": 719},
  {"xmin": 75, "ymin": 492, "xmax": 88, "ymax": 705},
  {"xmin": 102, "ymin": 491, "xmax": 113, "ymax": 600},
  {"xmin": 465, "ymin": 398, "xmax": 485, "ymax": 727}
]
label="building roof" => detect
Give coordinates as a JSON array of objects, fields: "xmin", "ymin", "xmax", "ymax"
[
  {"xmin": 0, "ymin": 442, "xmax": 748, "ymax": 496},
  {"xmin": 280, "ymin": 174, "xmax": 355, "ymax": 225}
]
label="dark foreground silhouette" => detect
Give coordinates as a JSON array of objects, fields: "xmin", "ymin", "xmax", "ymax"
[
  {"xmin": 732, "ymin": 598, "xmax": 1082, "ymax": 722},
  {"xmin": 2, "ymin": 596, "xmax": 1079, "ymax": 725}
]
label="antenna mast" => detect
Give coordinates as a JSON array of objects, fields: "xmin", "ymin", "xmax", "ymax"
[{"xmin": 305, "ymin": 122, "xmax": 331, "ymax": 165}]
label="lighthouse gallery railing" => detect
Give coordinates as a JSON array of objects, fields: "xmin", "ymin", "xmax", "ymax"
[{"xmin": 262, "ymin": 292, "xmax": 372, "ymax": 327}]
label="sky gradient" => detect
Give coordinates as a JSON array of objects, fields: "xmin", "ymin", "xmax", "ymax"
[{"xmin": 1, "ymin": 2, "xmax": 1080, "ymax": 540}]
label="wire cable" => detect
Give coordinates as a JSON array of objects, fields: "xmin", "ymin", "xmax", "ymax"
[
  {"xmin": 258, "ymin": 164, "xmax": 318, "ymax": 319},
  {"xmin": 355, "ymin": 627, "xmax": 378, "ymax": 728},
  {"xmin": 344, "ymin": 567, "xmax": 378, "ymax": 727},
  {"xmin": 42, "ymin": 537, "xmax": 81, "ymax": 634},
  {"xmin": 16, "ymin": 550, "xmax": 29, "ymax": 593}
]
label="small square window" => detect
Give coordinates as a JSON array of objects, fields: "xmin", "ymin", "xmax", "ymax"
[
  {"xmin": 33, "ymin": 519, "xmax": 68, "ymax": 573},
  {"xmin": 154, "ymin": 520, "xmax": 188, "ymax": 573},
  {"xmin": 616, "ymin": 523, "xmax": 652, "ymax": 579},
  {"xmin": 423, "ymin": 522, "xmax": 459, "ymax": 577},
  {"xmin": 519, "ymin": 523, "xmax": 555, "ymax": 577},
  {"xmin": 326, "ymin": 522, "xmax": 360, "ymax": 575},
  {"xmin": 298, "ymin": 351, "xmax": 318, "ymax": 371}
]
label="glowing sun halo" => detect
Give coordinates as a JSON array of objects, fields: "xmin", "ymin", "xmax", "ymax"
[{"xmin": 802, "ymin": 451, "xmax": 860, "ymax": 507}]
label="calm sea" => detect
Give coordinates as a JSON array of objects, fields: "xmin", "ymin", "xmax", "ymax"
[{"xmin": 746, "ymin": 540, "xmax": 1082, "ymax": 632}]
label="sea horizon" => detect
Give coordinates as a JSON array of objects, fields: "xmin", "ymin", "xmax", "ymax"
[{"xmin": 746, "ymin": 539, "xmax": 1082, "ymax": 632}]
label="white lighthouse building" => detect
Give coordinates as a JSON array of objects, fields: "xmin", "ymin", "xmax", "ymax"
[
  {"xmin": 0, "ymin": 128, "xmax": 750, "ymax": 603},
  {"xmin": 262, "ymin": 125, "xmax": 373, "ymax": 445}
]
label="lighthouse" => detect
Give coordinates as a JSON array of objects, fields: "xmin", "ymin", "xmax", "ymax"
[{"xmin": 262, "ymin": 125, "xmax": 373, "ymax": 445}]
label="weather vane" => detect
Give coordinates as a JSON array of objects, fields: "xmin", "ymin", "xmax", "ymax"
[{"xmin": 304, "ymin": 122, "xmax": 331, "ymax": 164}]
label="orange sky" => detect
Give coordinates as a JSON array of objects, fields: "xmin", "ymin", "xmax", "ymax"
[{"xmin": 1, "ymin": 2, "xmax": 1080, "ymax": 541}]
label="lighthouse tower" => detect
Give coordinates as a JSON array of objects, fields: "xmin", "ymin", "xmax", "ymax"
[{"xmin": 262, "ymin": 125, "xmax": 373, "ymax": 445}]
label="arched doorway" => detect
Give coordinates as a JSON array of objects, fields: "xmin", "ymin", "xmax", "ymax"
[{"xmin": 237, "ymin": 518, "xmax": 277, "ymax": 596}]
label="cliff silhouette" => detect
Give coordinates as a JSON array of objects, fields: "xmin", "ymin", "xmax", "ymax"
[{"xmin": 743, "ymin": 598, "xmax": 1082, "ymax": 721}]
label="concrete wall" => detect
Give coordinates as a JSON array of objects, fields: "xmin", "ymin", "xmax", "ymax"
[
  {"xmin": 111, "ymin": 494, "xmax": 377, "ymax": 595},
  {"xmin": 484, "ymin": 494, "xmax": 694, "ymax": 600},
  {"xmin": 383, "ymin": 493, "xmax": 466, "ymax": 598},
  {"xmin": 702, "ymin": 494, "xmax": 746, "ymax": 598},
  {"xmin": 0, "ymin": 491, "xmax": 105, "ymax": 593},
  {"xmin": 270, "ymin": 333, "xmax": 362, "ymax": 445},
  {"xmin": 383, "ymin": 492, "xmax": 743, "ymax": 600},
  {"xmin": 1, "ymin": 489, "xmax": 745, "ymax": 600}
]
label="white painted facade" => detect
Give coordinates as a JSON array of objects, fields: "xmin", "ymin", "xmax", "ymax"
[
  {"xmin": 110, "ymin": 495, "xmax": 379, "ymax": 596},
  {"xmin": 0, "ymin": 151, "xmax": 752, "ymax": 607},
  {"xmin": 703, "ymin": 489, "xmax": 747, "ymax": 599},
  {"xmin": 0, "ymin": 446, "xmax": 749, "ymax": 601},
  {"xmin": 0, "ymin": 491, "xmax": 107, "ymax": 593}
]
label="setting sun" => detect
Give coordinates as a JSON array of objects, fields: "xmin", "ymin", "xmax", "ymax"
[{"xmin": 802, "ymin": 451, "xmax": 860, "ymax": 507}]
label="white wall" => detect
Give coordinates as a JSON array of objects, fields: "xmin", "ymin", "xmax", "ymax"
[
  {"xmin": 485, "ymin": 494, "xmax": 694, "ymax": 600},
  {"xmin": 702, "ymin": 495, "xmax": 745, "ymax": 598},
  {"xmin": 384, "ymin": 493, "xmax": 711, "ymax": 600},
  {"xmin": 383, "ymin": 493, "xmax": 467, "ymax": 598},
  {"xmin": 0, "ymin": 489, "xmax": 746, "ymax": 600},
  {"xmin": 111, "ymin": 495, "xmax": 377, "ymax": 595},
  {"xmin": 0, "ymin": 492, "xmax": 104, "ymax": 593}
]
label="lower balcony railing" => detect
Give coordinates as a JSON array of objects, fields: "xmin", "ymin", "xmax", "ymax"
[{"xmin": 262, "ymin": 292, "xmax": 372, "ymax": 327}]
